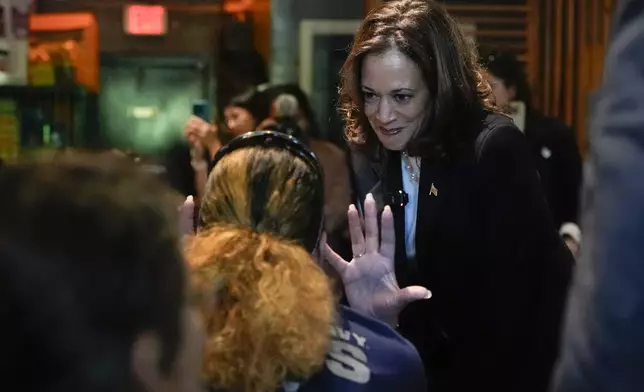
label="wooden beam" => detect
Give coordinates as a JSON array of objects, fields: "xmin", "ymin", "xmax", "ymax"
[
  {"xmin": 564, "ymin": 0, "xmax": 575, "ymax": 125},
  {"xmin": 475, "ymin": 30, "xmax": 527, "ymax": 38},
  {"xmin": 457, "ymin": 16, "xmax": 526, "ymax": 25},
  {"xmin": 543, "ymin": 0, "xmax": 552, "ymax": 113},
  {"xmin": 526, "ymin": 0, "xmax": 540, "ymax": 104},
  {"xmin": 252, "ymin": 0, "xmax": 270, "ymax": 62},
  {"xmin": 365, "ymin": 0, "xmax": 381, "ymax": 15},
  {"xmin": 577, "ymin": 0, "xmax": 590, "ymax": 154},
  {"xmin": 446, "ymin": 4, "xmax": 529, "ymax": 12},
  {"xmin": 553, "ymin": 0, "xmax": 563, "ymax": 116}
]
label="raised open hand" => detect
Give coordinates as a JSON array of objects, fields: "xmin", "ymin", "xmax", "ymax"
[{"xmin": 323, "ymin": 193, "xmax": 431, "ymax": 327}]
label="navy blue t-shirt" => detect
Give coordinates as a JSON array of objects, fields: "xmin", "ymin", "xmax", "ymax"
[
  {"xmin": 289, "ymin": 305, "xmax": 427, "ymax": 391},
  {"xmin": 209, "ymin": 305, "xmax": 427, "ymax": 392}
]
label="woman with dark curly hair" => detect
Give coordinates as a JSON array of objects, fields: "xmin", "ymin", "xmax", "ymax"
[
  {"xmin": 331, "ymin": 1, "xmax": 574, "ymax": 391},
  {"xmin": 186, "ymin": 131, "xmax": 427, "ymax": 392}
]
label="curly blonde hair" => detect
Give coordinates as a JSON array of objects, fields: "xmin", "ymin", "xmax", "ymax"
[{"xmin": 187, "ymin": 224, "xmax": 335, "ymax": 392}]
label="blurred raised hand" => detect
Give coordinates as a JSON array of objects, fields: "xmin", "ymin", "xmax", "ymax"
[{"xmin": 183, "ymin": 115, "xmax": 221, "ymax": 158}]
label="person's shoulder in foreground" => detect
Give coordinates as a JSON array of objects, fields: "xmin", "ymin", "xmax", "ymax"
[
  {"xmin": 297, "ymin": 305, "xmax": 427, "ymax": 392},
  {"xmin": 552, "ymin": 0, "xmax": 644, "ymax": 391}
]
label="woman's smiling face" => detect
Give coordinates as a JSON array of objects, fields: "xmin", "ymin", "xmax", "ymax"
[{"xmin": 361, "ymin": 48, "xmax": 430, "ymax": 151}]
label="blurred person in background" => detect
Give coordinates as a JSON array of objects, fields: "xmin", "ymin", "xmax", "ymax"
[
  {"xmin": 481, "ymin": 49, "xmax": 583, "ymax": 257},
  {"xmin": 0, "ymin": 154, "xmax": 204, "ymax": 392},
  {"xmin": 258, "ymin": 84, "xmax": 324, "ymax": 140},
  {"xmin": 259, "ymin": 93, "xmax": 303, "ymax": 138},
  {"xmin": 220, "ymin": 87, "xmax": 272, "ymax": 143},
  {"xmin": 552, "ymin": 0, "xmax": 644, "ymax": 390},
  {"xmin": 186, "ymin": 130, "xmax": 428, "ymax": 392},
  {"xmin": 258, "ymin": 85, "xmax": 353, "ymax": 257},
  {"xmin": 184, "ymin": 84, "xmax": 353, "ymax": 260},
  {"xmin": 182, "ymin": 87, "xmax": 271, "ymax": 190},
  {"xmin": 184, "ymin": 87, "xmax": 272, "ymax": 160},
  {"xmin": 175, "ymin": 86, "xmax": 271, "ymax": 208}
]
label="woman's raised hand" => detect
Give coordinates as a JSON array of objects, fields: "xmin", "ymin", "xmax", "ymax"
[{"xmin": 323, "ymin": 193, "xmax": 431, "ymax": 327}]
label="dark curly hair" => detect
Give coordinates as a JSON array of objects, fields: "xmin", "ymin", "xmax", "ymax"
[{"xmin": 338, "ymin": 0, "xmax": 497, "ymax": 161}]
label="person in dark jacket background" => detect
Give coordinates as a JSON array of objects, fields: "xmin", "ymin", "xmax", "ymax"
[{"xmin": 481, "ymin": 50, "xmax": 583, "ymax": 257}]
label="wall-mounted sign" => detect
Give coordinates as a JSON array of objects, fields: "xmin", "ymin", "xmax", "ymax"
[
  {"xmin": 127, "ymin": 106, "xmax": 159, "ymax": 119},
  {"xmin": 123, "ymin": 4, "xmax": 167, "ymax": 36}
]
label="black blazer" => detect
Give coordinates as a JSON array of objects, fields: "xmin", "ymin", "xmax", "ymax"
[
  {"xmin": 351, "ymin": 112, "xmax": 574, "ymax": 392},
  {"xmin": 524, "ymin": 111, "xmax": 583, "ymax": 228}
]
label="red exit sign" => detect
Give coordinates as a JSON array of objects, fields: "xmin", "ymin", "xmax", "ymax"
[{"xmin": 124, "ymin": 4, "xmax": 168, "ymax": 36}]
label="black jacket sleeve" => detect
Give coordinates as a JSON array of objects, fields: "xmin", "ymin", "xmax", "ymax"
[{"xmin": 551, "ymin": 122, "xmax": 583, "ymax": 226}]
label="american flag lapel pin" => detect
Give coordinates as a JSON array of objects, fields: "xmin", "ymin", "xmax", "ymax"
[{"xmin": 430, "ymin": 183, "xmax": 438, "ymax": 197}]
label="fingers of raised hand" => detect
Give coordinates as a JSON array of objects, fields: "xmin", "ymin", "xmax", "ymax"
[
  {"xmin": 185, "ymin": 116, "xmax": 211, "ymax": 138},
  {"xmin": 395, "ymin": 285, "xmax": 432, "ymax": 311},
  {"xmin": 322, "ymin": 241, "xmax": 349, "ymax": 275},
  {"xmin": 379, "ymin": 205, "xmax": 395, "ymax": 260},
  {"xmin": 184, "ymin": 115, "xmax": 200, "ymax": 131},
  {"xmin": 348, "ymin": 204, "xmax": 365, "ymax": 258},
  {"xmin": 364, "ymin": 193, "xmax": 379, "ymax": 253}
]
